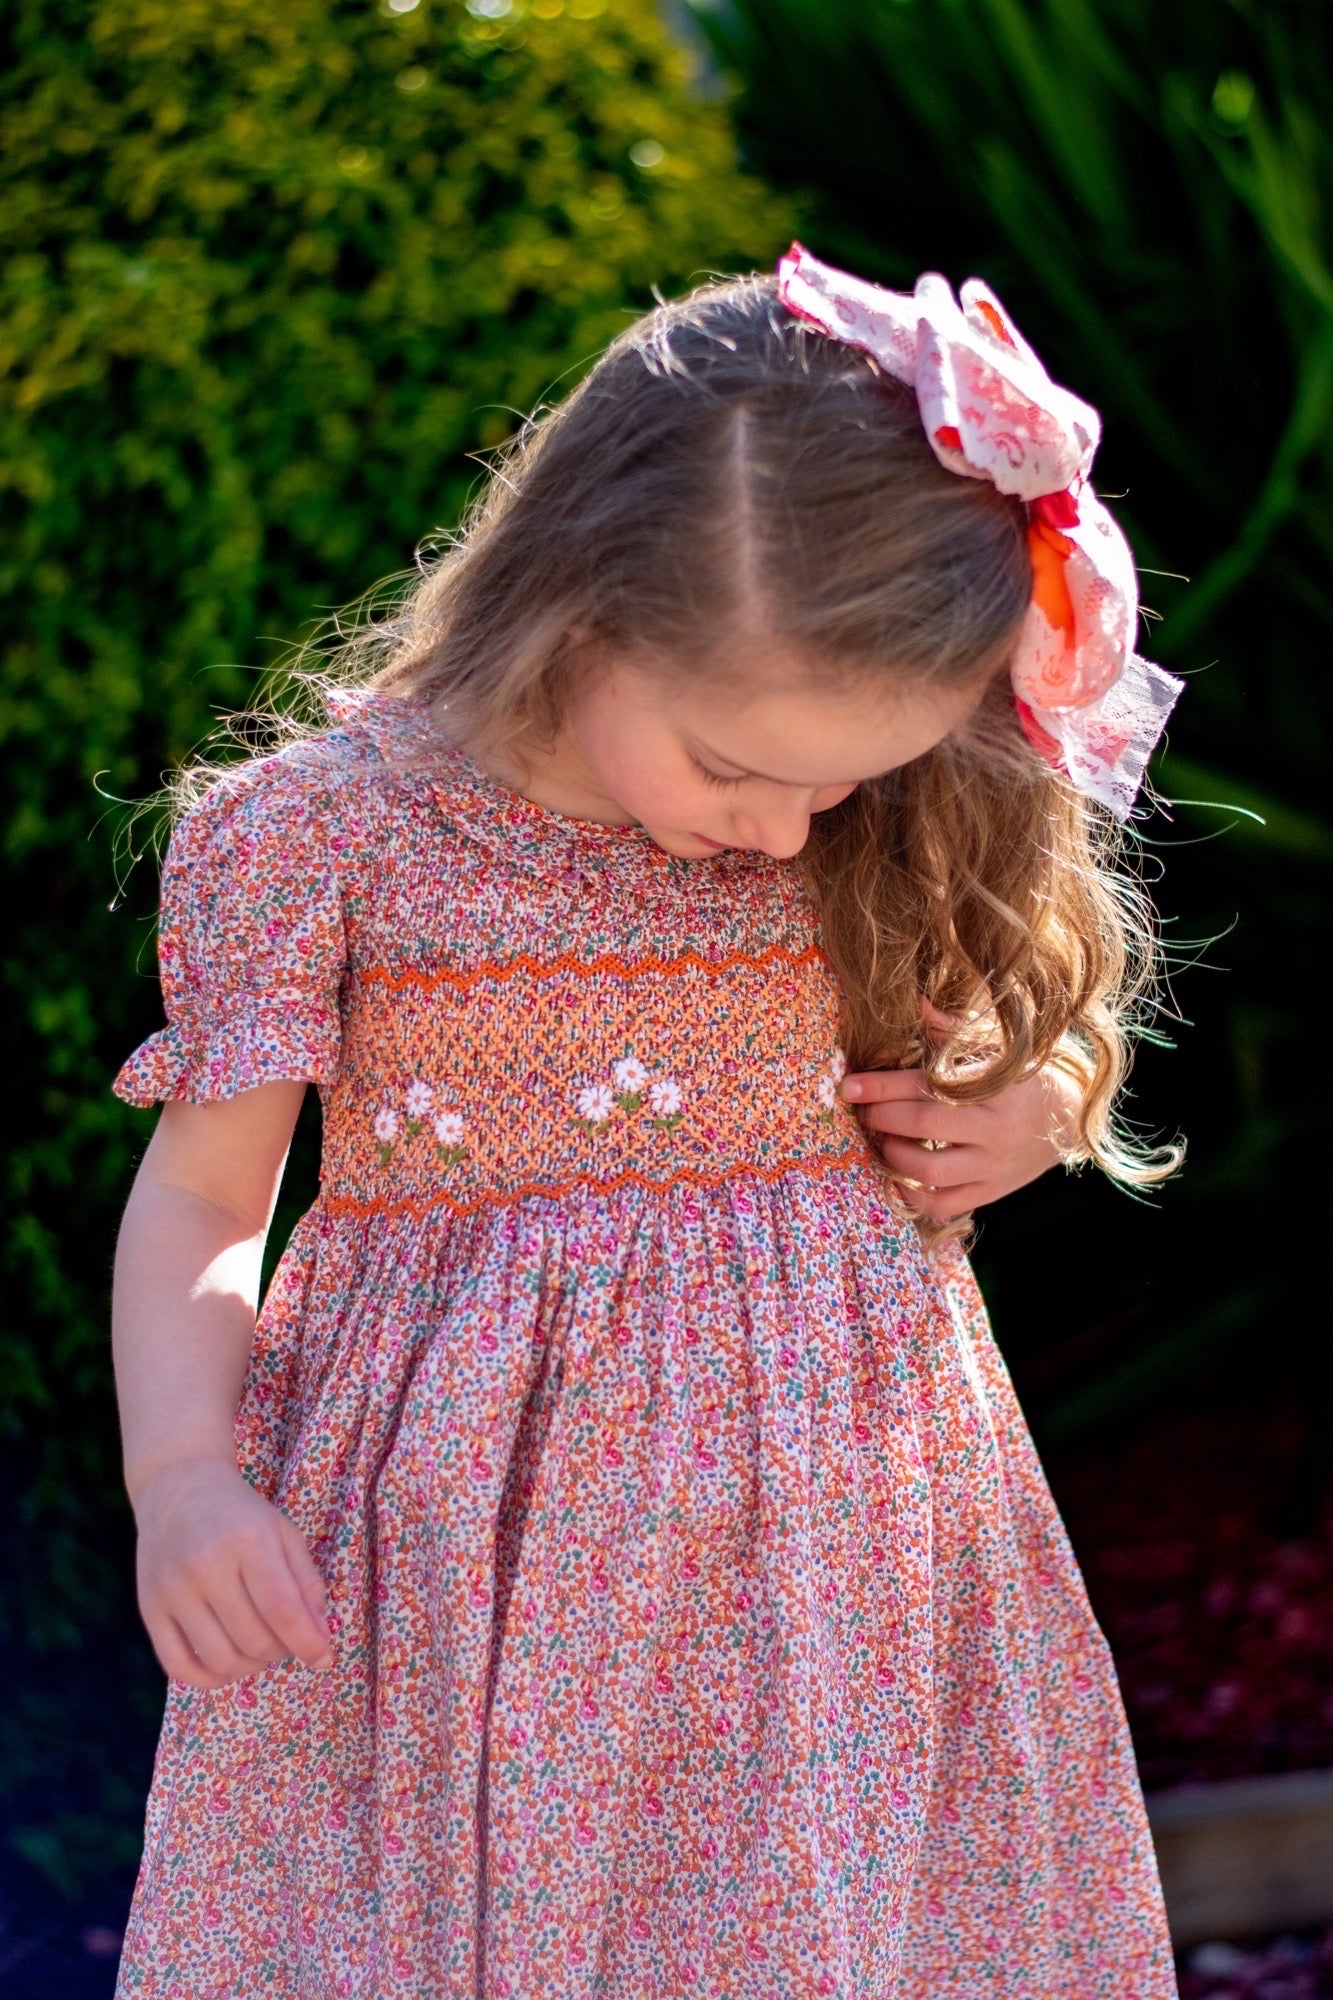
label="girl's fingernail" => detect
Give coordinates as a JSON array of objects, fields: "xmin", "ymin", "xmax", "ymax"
[{"xmin": 841, "ymin": 1079, "xmax": 862, "ymax": 1100}]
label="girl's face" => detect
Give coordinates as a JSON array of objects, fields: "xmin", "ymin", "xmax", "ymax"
[{"xmin": 507, "ymin": 648, "xmax": 989, "ymax": 859}]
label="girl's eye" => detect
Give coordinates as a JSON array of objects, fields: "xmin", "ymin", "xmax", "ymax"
[{"xmin": 690, "ymin": 755, "xmax": 745, "ymax": 789}]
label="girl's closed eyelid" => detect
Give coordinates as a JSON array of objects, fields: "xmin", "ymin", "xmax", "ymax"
[{"xmin": 689, "ymin": 753, "xmax": 745, "ymax": 788}]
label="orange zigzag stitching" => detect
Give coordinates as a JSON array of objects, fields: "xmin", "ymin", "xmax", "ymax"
[
  {"xmin": 357, "ymin": 944, "xmax": 829, "ymax": 995},
  {"xmin": 320, "ymin": 1148, "xmax": 863, "ymax": 1220}
]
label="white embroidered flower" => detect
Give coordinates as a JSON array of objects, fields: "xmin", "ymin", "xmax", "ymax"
[
  {"xmin": 405, "ymin": 1080, "xmax": 433, "ymax": 1118},
  {"xmin": 611, "ymin": 1056, "xmax": 649, "ymax": 1093},
  {"xmin": 828, "ymin": 1047, "xmax": 847, "ymax": 1082},
  {"xmin": 815, "ymin": 1072, "xmax": 838, "ymax": 1111},
  {"xmin": 374, "ymin": 1107, "xmax": 401, "ymax": 1143},
  {"xmin": 648, "ymin": 1077, "xmax": 682, "ymax": 1118},
  {"xmin": 433, "ymin": 1110, "xmax": 465, "ymax": 1147},
  {"xmin": 576, "ymin": 1083, "xmax": 616, "ymax": 1124}
]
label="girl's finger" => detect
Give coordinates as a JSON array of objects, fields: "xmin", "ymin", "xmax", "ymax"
[
  {"xmin": 919, "ymin": 998, "xmax": 962, "ymax": 1041},
  {"xmin": 840, "ymin": 1068, "xmax": 935, "ymax": 1105},
  {"xmin": 244, "ymin": 1537, "xmax": 334, "ymax": 1671},
  {"xmin": 897, "ymin": 1181, "xmax": 986, "ymax": 1223},
  {"xmin": 276, "ymin": 1513, "xmax": 334, "ymax": 1631},
  {"xmin": 172, "ymin": 1599, "xmax": 269, "ymax": 1684},
  {"xmin": 876, "ymin": 1136, "xmax": 979, "ymax": 1189},
  {"xmin": 857, "ymin": 1097, "xmax": 980, "ymax": 1143},
  {"xmin": 148, "ymin": 1611, "xmax": 231, "ymax": 1691},
  {"xmin": 209, "ymin": 1573, "xmax": 294, "ymax": 1666}
]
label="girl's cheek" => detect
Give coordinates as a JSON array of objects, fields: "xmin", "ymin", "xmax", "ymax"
[{"xmin": 813, "ymin": 783, "xmax": 858, "ymax": 813}]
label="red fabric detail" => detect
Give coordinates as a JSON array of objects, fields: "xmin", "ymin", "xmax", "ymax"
[
  {"xmin": 934, "ymin": 424, "xmax": 963, "ymax": 452},
  {"xmin": 777, "ymin": 241, "xmax": 837, "ymax": 335},
  {"xmin": 975, "ymin": 298, "xmax": 1017, "ymax": 350},
  {"xmin": 359, "ymin": 945, "xmax": 828, "ymax": 995},
  {"xmin": 1034, "ymin": 488, "xmax": 1081, "ymax": 531},
  {"xmin": 1026, "ymin": 518, "xmax": 1077, "ymax": 643},
  {"xmin": 1014, "ymin": 697, "xmax": 1068, "ymax": 774}
]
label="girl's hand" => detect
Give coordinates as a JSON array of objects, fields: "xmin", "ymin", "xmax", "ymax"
[
  {"xmin": 133, "ymin": 1456, "xmax": 334, "ymax": 1691},
  {"xmin": 839, "ymin": 1062, "xmax": 1082, "ymax": 1224}
]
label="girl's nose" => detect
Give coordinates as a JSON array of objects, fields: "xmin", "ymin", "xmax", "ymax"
[{"xmin": 735, "ymin": 801, "xmax": 814, "ymax": 860}]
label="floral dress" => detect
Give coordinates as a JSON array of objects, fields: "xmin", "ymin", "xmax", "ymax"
[{"xmin": 113, "ymin": 689, "xmax": 1174, "ymax": 2000}]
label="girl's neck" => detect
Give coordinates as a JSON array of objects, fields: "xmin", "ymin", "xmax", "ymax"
[{"xmin": 469, "ymin": 728, "xmax": 637, "ymax": 828}]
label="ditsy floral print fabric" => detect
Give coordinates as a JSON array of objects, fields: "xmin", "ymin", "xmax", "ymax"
[{"xmin": 113, "ymin": 691, "xmax": 1175, "ymax": 1998}]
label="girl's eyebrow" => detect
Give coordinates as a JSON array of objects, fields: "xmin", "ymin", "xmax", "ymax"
[{"xmin": 692, "ymin": 737, "xmax": 858, "ymax": 788}]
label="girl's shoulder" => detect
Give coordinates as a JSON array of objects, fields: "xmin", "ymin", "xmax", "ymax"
[{"xmin": 165, "ymin": 687, "xmax": 450, "ymax": 887}]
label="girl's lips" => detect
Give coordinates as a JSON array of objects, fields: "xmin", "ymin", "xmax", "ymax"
[{"xmin": 692, "ymin": 832, "xmax": 729, "ymax": 851}]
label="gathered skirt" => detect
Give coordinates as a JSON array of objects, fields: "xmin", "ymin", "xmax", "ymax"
[{"xmin": 116, "ymin": 1170, "xmax": 1174, "ymax": 1999}]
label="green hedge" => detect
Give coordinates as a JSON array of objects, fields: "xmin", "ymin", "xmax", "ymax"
[{"xmin": 0, "ymin": 0, "xmax": 792, "ymax": 1898}]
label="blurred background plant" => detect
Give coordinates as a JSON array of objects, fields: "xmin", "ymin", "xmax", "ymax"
[
  {"xmin": 0, "ymin": 0, "xmax": 791, "ymax": 1951},
  {"xmin": 2, "ymin": 0, "xmax": 1331, "ymax": 1974}
]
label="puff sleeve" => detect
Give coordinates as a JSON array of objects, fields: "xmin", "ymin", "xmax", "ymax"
[{"xmin": 113, "ymin": 752, "xmax": 352, "ymax": 1107}]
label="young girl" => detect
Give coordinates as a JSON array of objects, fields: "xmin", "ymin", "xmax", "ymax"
[{"xmin": 111, "ymin": 246, "xmax": 1185, "ymax": 1998}]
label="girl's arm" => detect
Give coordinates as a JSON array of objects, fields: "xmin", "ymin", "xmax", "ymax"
[{"xmin": 112, "ymin": 1082, "xmax": 334, "ymax": 1690}]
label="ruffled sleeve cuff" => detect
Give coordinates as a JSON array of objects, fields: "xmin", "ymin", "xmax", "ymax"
[{"xmin": 112, "ymin": 999, "xmax": 342, "ymax": 1108}]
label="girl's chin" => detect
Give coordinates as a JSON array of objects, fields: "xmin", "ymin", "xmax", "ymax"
[
  {"xmin": 651, "ymin": 830, "xmax": 731, "ymax": 856},
  {"xmin": 640, "ymin": 819, "xmax": 735, "ymax": 857}
]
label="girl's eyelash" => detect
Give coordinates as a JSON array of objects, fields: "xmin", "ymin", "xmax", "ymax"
[{"xmin": 691, "ymin": 755, "xmax": 745, "ymax": 789}]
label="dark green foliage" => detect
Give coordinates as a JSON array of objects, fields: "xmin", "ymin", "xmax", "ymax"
[
  {"xmin": 688, "ymin": 0, "xmax": 1333, "ymax": 1431},
  {"xmin": 0, "ymin": 0, "xmax": 792, "ymax": 1900}
]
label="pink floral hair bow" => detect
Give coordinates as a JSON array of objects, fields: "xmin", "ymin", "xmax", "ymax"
[{"xmin": 777, "ymin": 241, "xmax": 1183, "ymax": 819}]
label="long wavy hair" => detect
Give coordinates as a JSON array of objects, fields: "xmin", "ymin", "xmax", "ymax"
[{"xmin": 186, "ymin": 271, "xmax": 1182, "ymax": 1213}]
